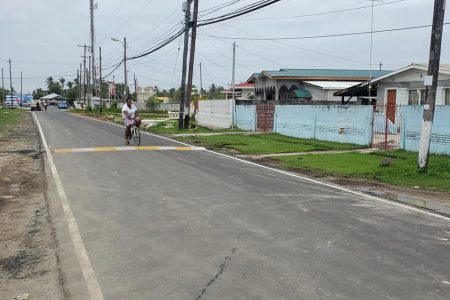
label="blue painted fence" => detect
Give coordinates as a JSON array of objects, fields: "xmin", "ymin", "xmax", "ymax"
[
  {"xmin": 273, "ymin": 105, "xmax": 373, "ymax": 145},
  {"xmin": 235, "ymin": 104, "xmax": 256, "ymax": 131},
  {"xmin": 400, "ymin": 106, "xmax": 450, "ymax": 155}
]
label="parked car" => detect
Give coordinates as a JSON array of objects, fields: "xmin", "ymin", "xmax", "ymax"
[
  {"xmin": 58, "ymin": 101, "xmax": 68, "ymax": 109},
  {"xmin": 20, "ymin": 99, "xmax": 31, "ymax": 107},
  {"xmin": 5, "ymin": 98, "xmax": 20, "ymax": 107}
]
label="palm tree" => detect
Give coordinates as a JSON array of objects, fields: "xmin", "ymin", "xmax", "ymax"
[
  {"xmin": 46, "ymin": 76, "xmax": 54, "ymax": 86},
  {"xmin": 67, "ymin": 81, "xmax": 74, "ymax": 89},
  {"xmin": 59, "ymin": 77, "xmax": 66, "ymax": 89}
]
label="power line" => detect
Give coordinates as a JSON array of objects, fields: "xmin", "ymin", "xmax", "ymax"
[
  {"xmin": 239, "ymin": 0, "xmax": 406, "ymax": 21},
  {"xmin": 199, "ymin": 23, "xmax": 450, "ymax": 41}
]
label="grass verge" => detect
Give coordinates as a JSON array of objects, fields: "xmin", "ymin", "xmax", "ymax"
[
  {"xmin": 179, "ymin": 133, "xmax": 365, "ymax": 154},
  {"xmin": 0, "ymin": 108, "xmax": 23, "ymax": 137},
  {"xmin": 275, "ymin": 150, "xmax": 450, "ymax": 191}
]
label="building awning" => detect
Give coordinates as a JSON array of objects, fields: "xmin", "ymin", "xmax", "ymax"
[
  {"xmin": 333, "ymin": 82, "xmax": 377, "ymax": 97},
  {"xmin": 293, "ymin": 89, "xmax": 312, "ymax": 98}
]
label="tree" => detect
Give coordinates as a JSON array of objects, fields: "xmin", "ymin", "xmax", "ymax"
[
  {"xmin": 46, "ymin": 76, "xmax": 54, "ymax": 86},
  {"xmin": 67, "ymin": 81, "xmax": 74, "ymax": 89},
  {"xmin": 59, "ymin": 77, "xmax": 66, "ymax": 89},
  {"xmin": 32, "ymin": 88, "xmax": 46, "ymax": 100}
]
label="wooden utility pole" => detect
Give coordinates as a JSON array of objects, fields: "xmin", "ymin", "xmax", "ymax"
[
  {"xmin": 184, "ymin": 0, "xmax": 200, "ymax": 128},
  {"xmin": 178, "ymin": 0, "xmax": 192, "ymax": 129},
  {"xmin": 134, "ymin": 73, "xmax": 137, "ymax": 102},
  {"xmin": 418, "ymin": 0, "xmax": 446, "ymax": 170}
]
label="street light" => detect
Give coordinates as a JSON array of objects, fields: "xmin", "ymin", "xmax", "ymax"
[{"xmin": 111, "ymin": 37, "xmax": 128, "ymax": 101}]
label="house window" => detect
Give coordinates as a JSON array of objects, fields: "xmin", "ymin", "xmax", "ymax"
[
  {"xmin": 445, "ymin": 88, "xmax": 450, "ymax": 105},
  {"xmin": 408, "ymin": 90, "xmax": 420, "ymax": 105},
  {"xmin": 420, "ymin": 89, "xmax": 427, "ymax": 104}
]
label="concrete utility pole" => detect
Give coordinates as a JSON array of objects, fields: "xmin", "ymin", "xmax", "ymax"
[
  {"xmin": 20, "ymin": 72, "xmax": 22, "ymax": 103},
  {"xmin": 124, "ymin": 37, "xmax": 128, "ymax": 101},
  {"xmin": 99, "ymin": 46, "xmax": 103, "ymax": 112},
  {"xmin": 184, "ymin": 0, "xmax": 200, "ymax": 128},
  {"xmin": 90, "ymin": 0, "xmax": 96, "ymax": 96},
  {"xmin": 232, "ymin": 42, "xmax": 236, "ymax": 101},
  {"xmin": 418, "ymin": 0, "xmax": 446, "ymax": 170},
  {"xmin": 1, "ymin": 67, "xmax": 4, "ymax": 104},
  {"xmin": 77, "ymin": 69, "xmax": 80, "ymax": 104},
  {"xmin": 178, "ymin": 0, "xmax": 192, "ymax": 129},
  {"xmin": 88, "ymin": 55, "xmax": 91, "ymax": 108},
  {"xmin": 78, "ymin": 44, "xmax": 88, "ymax": 104},
  {"xmin": 8, "ymin": 59, "xmax": 13, "ymax": 99}
]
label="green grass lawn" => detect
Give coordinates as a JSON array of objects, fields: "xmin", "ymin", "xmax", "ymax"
[
  {"xmin": 0, "ymin": 108, "xmax": 23, "ymax": 136},
  {"xmin": 146, "ymin": 120, "xmax": 241, "ymax": 134},
  {"xmin": 180, "ymin": 133, "xmax": 365, "ymax": 154},
  {"xmin": 276, "ymin": 150, "xmax": 450, "ymax": 191}
]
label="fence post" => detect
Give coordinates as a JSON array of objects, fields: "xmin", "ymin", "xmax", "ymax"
[
  {"xmin": 274, "ymin": 113, "xmax": 277, "ymax": 133},
  {"xmin": 402, "ymin": 117, "xmax": 407, "ymax": 150},
  {"xmin": 313, "ymin": 114, "xmax": 317, "ymax": 139}
]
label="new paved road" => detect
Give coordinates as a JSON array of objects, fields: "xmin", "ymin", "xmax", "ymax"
[{"xmin": 34, "ymin": 110, "xmax": 450, "ymax": 300}]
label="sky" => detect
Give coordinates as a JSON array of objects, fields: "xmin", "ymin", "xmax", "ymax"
[{"xmin": 0, "ymin": 0, "xmax": 449, "ymax": 93}]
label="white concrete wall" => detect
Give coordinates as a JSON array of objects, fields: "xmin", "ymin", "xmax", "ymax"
[{"xmin": 197, "ymin": 99, "xmax": 232, "ymax": 129}]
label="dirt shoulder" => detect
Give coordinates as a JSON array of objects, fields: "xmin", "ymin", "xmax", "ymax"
[{"xmin": 0, "ymin": 112, "xmax": 63, "ymax": 299}]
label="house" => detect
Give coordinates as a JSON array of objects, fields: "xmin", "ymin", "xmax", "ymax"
[
  {"xmin": 369, "ymin": 63, "xmax": 450, "ymax": 107},
  {"xmin": 40, "ymin": 93, "xmax": 66, "ymax": 103},
  {"xmin": 136, "ymin": 86, "xmax": 157, "ymax": 104},
  {"xmin": 222, "ymin": 82, "xmax": 255, "ymax": 100},
  {"xmin": 247, "ymin": 69, "xmax": 391, "ymax": 102}
]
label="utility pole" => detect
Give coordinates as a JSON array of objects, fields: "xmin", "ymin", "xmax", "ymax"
[
  {"xmin": 184, "ymin": 0, "xmax": 200, "ymax": 128},
  {"xmin": 178, "ymin": 0, "xmax": 192, "ymax": 129},
  {"xmin": 78, "ymin": 44, "xmax": 88, "ymax": 105},
  {"xmin": 379, "ymin": 61, "xmax": 383, "ymax": 71},
  {"xmin": 77, "ymin": 69, "xmax": 80, "ymax": 104},
  {"xmin": 20, "ymin": 72, "xmax": 22, "ymax": 103},
  {"xmin": 134, "ymin": 73, "xmax": 137, "ymax": 102},
  {"xmin": 231, "ymin": 42, "xmax": 236, "ymax": 129},
  {"xmin": 90, "ymin": 0, "xmax": 96, "ymax": 96},
  {"xmin": 88, "ymin": 55, "xmax": 91, "ymax": 108},
  {"xmin": 232, "ymin": 42, "xmax": 236, "ymax": 101},
  {"xmin": 113, "ymin": 75, "xmax": 115, "ymax": 103},
  {"xmin": 1, "ymin": 67, "xmax": 4, "ymax": 104},
  {"xmin": 124, "ymin": 37, "xmax": 128, "ymax": 101},
  {"xmin": 199, "ymin": 62, "xmax": 203, "ymax": 98},
  {"xmin": 418, "ymin": 0, "xmax": 446, "ymax": 170},
  {"xmin": 99, "ymin": 46, "xmax": 103, "ymax": 112},
  {"xmin": 8, "ymin": 59, "xmax": 13, "ymax": 99}
]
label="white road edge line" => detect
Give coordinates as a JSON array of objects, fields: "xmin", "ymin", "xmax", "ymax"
[
  {"xmin": 32, "ymin": 113, "xmax": 104, "ymax": 300},
  {"xmin": 71, "ymin": 112, "xmax": 450, "ymax": 221}
]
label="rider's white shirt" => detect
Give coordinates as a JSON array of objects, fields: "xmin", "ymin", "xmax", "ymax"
[{"xmin": 122, "ymin": 103, "xmax": 137, "ymax": 118}]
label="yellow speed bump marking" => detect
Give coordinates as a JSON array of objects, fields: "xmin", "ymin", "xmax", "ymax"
[{"xmin": 52, "ymin": 146, "xmax": 205, "ymax": 154}]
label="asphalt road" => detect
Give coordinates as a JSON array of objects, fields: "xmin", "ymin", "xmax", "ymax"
[{"xmin": 34, "ymin": 109, "xmax": 450, "ymax": 300}]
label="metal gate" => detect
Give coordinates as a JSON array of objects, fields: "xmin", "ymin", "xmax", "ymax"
[
  {"xmin": 371, "ymin": 105, "xmax": 402, "ymax": 149},
  {"xmin": 256, "ymin": 102, "xmax": 275, "ymax": 132}
]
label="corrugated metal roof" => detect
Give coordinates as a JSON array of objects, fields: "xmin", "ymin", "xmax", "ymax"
[
  {"xmin": 261, "ymin": 69, "xmax": 391, "ymax": 79},
  {"xmin": 304, "ymin": 81, "xmax": 362, "ymax": 90}
]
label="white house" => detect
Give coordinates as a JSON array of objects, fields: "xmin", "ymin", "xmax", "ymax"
[{"xmin": 371, "ymin": 63, "xmax": 450, "ymax": 107}]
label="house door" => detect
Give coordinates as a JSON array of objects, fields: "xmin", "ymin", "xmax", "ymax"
[{"xmin": 386, "ymin": 90, "xmax": 396, "ymax": 123}]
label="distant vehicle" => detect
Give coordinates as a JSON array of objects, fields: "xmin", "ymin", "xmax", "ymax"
[
  {"xmin": 58, "ymin": 101, "xmax": 68, "ymax": 109},
  {"xmin": 5, "ymin": 95, "xmax": 20, "ymax": 107},
  {"xmin": 30, "ymin": 99, "xmax": 42, "ymax": 111},
  {"xmin": 20, "ymin": 99, "xmax": 31, "ymax": 107}
]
